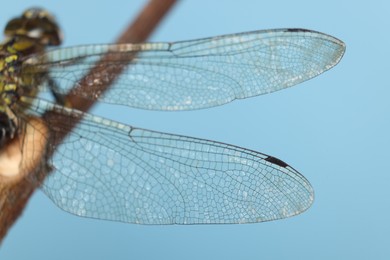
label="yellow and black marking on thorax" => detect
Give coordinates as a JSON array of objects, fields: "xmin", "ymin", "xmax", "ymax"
[{"xmin": 0, "ymin": 8, "xmax": 62, "ymax": 142}]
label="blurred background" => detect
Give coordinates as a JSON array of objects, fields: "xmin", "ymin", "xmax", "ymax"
[{"xmin": 0, "ymin": 0, "xmax": 388, "ymax": 259}]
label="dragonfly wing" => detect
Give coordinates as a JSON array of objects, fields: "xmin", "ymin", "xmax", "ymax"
[
  {"xmin": 30, "ymin": 99, "xmax": 313, "ymax": 224},
  {"xmin": 24, "ymin": 28, "xmax": 345, "ymax": 111}
]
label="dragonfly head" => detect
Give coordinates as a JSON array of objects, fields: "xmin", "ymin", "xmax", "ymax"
[{"xmin": 4, "ymin": 7, "xmax": 62, "ymax": 47}]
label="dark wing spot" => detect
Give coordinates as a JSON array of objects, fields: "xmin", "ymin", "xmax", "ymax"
[
  {"xmin": 265, "ymin": 156, "xmax": 289, "ymax": 168},
  {"xmin": 285, "ymin": 28, "xmax": 312, "ymax": 33}
]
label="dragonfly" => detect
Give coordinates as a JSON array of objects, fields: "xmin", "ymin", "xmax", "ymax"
[{"xmin": 0, "ymin": 8, "xmax": 345, "ymax": 225}]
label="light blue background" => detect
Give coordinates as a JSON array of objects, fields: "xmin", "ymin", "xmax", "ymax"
[{"xmin": 1, "ymin": 0, "xmax": 388, "ymax": 259}]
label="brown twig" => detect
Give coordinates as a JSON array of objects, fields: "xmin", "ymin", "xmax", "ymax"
[{"xmin": 0, "ymin": 0, "xmax": 177, "ymax": 243}]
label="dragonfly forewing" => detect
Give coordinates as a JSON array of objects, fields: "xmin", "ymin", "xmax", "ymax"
[{"xmin": 24, "ymin": 28, "xmax": 345, "ymax": 111}]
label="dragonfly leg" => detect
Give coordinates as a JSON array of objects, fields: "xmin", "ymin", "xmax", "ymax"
[
  {"xmin": 0, "ymin": 113, "xmax": 17, "ymax": 148},
  {"xmin": 47, "ymin": 78, "xmax": 72, "ymax": 107}
]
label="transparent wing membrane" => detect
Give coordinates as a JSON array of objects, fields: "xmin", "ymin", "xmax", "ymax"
[
  {"xmin": 29, "ymin": 100, "xmax": 314, "ymax": 224},
  {"xmin": 16, "ymin": 28, "xmax": 345, "ymax": 223},
  {"xmin": 24, "ymin": 29, "xmax": 345, "ymax": 110}
]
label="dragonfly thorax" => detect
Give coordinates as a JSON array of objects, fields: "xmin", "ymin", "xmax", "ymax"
[
  {"xmin": 0, "ymin": 8, "xmax": 61, "ymax": 113},
  {"xmin": 0, "ymin": 7, "xmax": 62, "ymax": 147},
  {"xmin": 0, "ymin": 47, "xmax": 20, "ymax": 146},
  {"xmin": 0, "ymin": 41, "xmax": 23, "ymax": 106}
]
